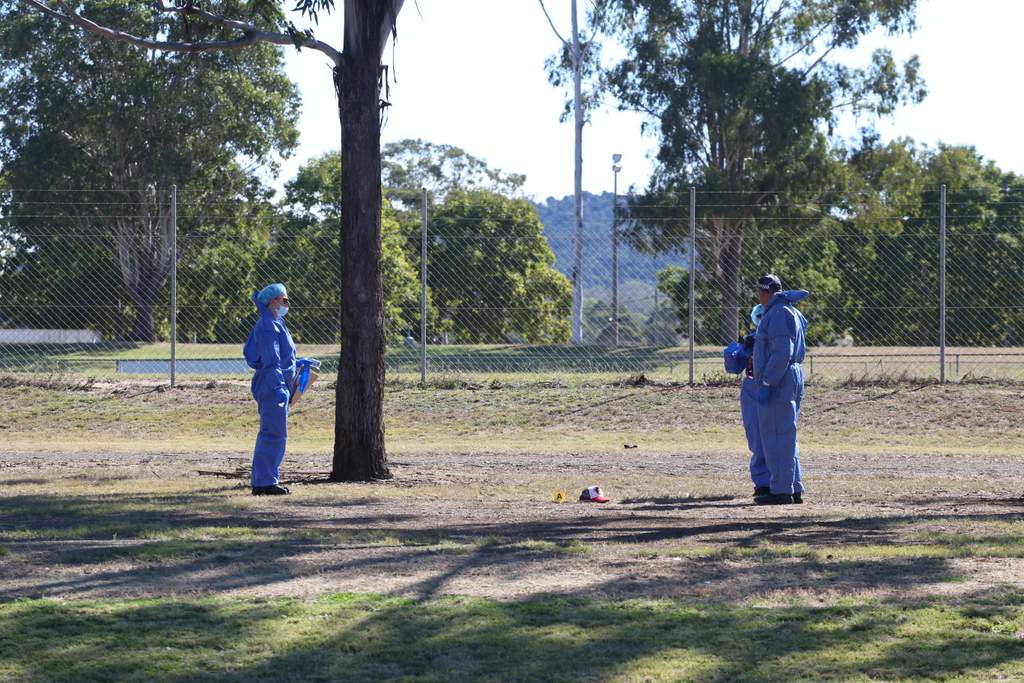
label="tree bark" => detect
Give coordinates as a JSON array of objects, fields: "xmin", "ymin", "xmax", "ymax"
[
  {"xmin": 15, "ymin": 0, "xmax": 402, "ymax": 477},
  {"xmin": 127, "ymin": 273, "xmax": 160, "ymax": 342},
  {"xmin": 330, "ymin": 14, "xmax": 391, "ymax": 481},
  {"xmin": 116, "ymin": 221, "xmax": 168, "ymax": 344}
]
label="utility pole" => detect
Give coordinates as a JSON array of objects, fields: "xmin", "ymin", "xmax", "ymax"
[
  {"xmin": 570, "ymin": 0, "xmax": 584, "ymax": 344},
  {"xmin": 539, "ymin": 0, "xmax": 586, "ymax": 344}
]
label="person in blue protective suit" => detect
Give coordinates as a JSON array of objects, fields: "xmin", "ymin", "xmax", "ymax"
[
  {"xmin": 722, "ymin": 304, "xmax": 771, "ymax": 499},
  {"xmin": 752, "ymin": 274, "xmax": 809, "ymax": 505},
  {"xmin": 243, "ymin": 283, "xmax": 297, "ymax": 496}
]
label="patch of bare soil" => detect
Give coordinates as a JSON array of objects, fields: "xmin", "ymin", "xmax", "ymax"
[{"xmin": 2, "ymin": 447, "xmax": 1022, "ymax": 606}]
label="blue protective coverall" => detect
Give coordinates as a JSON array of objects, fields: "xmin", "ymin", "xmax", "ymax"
[
  {"xmin": 752, "ymin": 290, "xmax": 809, "ymax": 496},
  {"xmin": 723, "ymin": 339, "xmax": 770, "ymax": 489},
  {"xmin": 243, "ymin": 292, "xmax": 297, "ymax": 487}
]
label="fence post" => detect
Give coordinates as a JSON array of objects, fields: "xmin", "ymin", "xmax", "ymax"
[
  {"xmin": 170, "ymin": 184, "xmax": 177, "ymax": 388},
  {"xmin": 939, "ymin": 183, "xmax": 946, "ymax": 383},
  {"xmin": 420, "ymin": 187, "xmax": 428, "ymax": 383},
  {"xmin": 688, "ymin": 186, "xmax": 696, "ymax": 385},
  {"xmin": 612, "ymin": 162, "xmax": 620, "ymax": 348}
]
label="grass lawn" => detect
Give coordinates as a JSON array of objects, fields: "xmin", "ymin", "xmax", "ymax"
[
  {"xmin": 2, "ymin": 376, "xmax": 1024, "ymax": 457},
  {"xmin": 4, "ymin": 341, "xmax": 1024, "ymax": 382},
  {"xmin": 2, "ymin": 594, "xmax": 1023, "ymax": 682},
  {"xmin": 2, "ymin": 380, "xmax": 1024, "ymax": 681}
]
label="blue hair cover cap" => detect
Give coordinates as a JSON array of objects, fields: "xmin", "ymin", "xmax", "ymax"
[{"xmin": 257, "ymin": 283, "xmax": 287, "ymax": 306}]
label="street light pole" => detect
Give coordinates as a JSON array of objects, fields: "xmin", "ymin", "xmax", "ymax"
[{"xmin": 612, "ymin": 154, "xmax": 622, "ymax": 347}]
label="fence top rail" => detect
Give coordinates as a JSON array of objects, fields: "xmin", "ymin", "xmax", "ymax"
[
  {"xmin": 10, "ymin": 349, "xmax": 1024, "ymax": 359},
  {"xmin": 805, "ymin": 352, "xmax": 1024, "ymax": 359}
]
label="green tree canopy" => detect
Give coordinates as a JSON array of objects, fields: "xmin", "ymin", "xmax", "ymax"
[
  {"xmin": 841, "ymin": 138, "xmax": 1024, "ymax": 347},
  {"xmin": 428, "ymin": 190, "xmax": 572, "ymax": 344},
  {"xmin": 174, "ymin": 200, "xmax": 279, "ymax": 344},
  {"xmin": 0, "ymin": 0, "xmax": 299, "ymax": 341},
  {"xmin": 582, "ymin": 0, "xmax": 925, "ymax": 343},
  {"xmin": 382, "ymin": 138, "xmax": 526, "ymax": 211},
  {"xmin": 277, "ymin": 152, "xmax": 422, "ymax": 343},
  {"xmin": 650, "ymin": 138, "xmax": 1024, "ymax": 349},
  {"xmin": 382, "ymin": 139, "xmax": 530, "ymax": 282}
]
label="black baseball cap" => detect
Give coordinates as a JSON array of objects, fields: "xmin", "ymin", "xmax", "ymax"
[{"xmin": 757, "ymin": 274, "xmax": 782, "ymax": 293}]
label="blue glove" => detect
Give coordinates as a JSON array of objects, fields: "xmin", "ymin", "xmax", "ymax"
[{"xmin": 756, "ymin": 383, "xmax": 772, "ymax": 405}]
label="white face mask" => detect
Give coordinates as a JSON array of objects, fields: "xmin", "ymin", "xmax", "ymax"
[
  {"xmin": 277, "ymin": 305, "xmax": 289, "ymax": 318},
  {"xmin": 750, "ymin": 304, "xmax": 764, "ymax": 326}
]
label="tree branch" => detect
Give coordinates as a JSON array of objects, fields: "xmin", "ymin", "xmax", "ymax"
[
  {"xmin": 19, "ymin": 0, "xmax": 342, "ymax": 67},
  {"xmin": 153, "ymin": 1, "xmax": 259, "ymax": 35},
  {"xmin": 752, "ymin": 0, "xmax": 792, "ymax": 48},
  {"xmin": 801, "ymin": 42, "xmax": 837, "ymax": 79},
  {"xmin": 538, "ymin": 0, "xmax": 568, "ymax": 45},
  {"xmin": 774, "ymin": 18, "xmax": 832, "ymax": 69}
]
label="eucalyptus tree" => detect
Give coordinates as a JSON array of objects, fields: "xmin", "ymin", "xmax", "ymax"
[
  {"xmin": 14, "ymin": 0, "xmax": 405, "ymax": 480},
  {"xmin": 0, "ymin": 0, "xmax": 298, "ymax": 341},
  {"xmin": 539, "ymin": 0, "xmax": 593, "ymax": 345},
  {"xmin": 587, "ymin": 0, "xmax": 926, "ymax": 342},
  {"xmin": 382, "ymin": 138, "xmax": 526, "ymax": 211}
]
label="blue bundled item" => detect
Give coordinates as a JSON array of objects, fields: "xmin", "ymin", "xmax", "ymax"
[
  {"xmin": 723, "ymin": 334, "xmax": 755, "ymax": 374},
  {"xmin": 723, "ymin": 341, "xmax": 749, "ymax": 374},
  {"xmin": 295, "ymin": 357, "xmax": 321, "ymax": 394}
]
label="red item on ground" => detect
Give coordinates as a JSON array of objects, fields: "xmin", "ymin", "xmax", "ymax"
[{"xmin": 579, "ymin": 485, "xmax": 610, "ymax": 503}]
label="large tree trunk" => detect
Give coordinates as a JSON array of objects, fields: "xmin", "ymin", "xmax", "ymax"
[
  {"xmin": 113, "ymin": 200, "xmax": 174, "ymax": 344},
  {"xmin": 330, "ymin": 5, "xmax": 392, "ymax": 481},
  {"xmin": 116, "ymin": 230, "xmax": 167, "ymax": 343},
  {"xmin": 127, "ymin": 272, "xmax": 160, "ymax": 342}
]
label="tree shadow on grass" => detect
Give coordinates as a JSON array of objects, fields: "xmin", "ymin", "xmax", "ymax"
[
  {"xmin": 0, "ymin": 489, "xmax": 407, "ymax": 536},
  {"xmin": 898, "ymin": 495, "xmax": 1024, "ymax": 508},
  {"xmin": 618, "ymin": 495, "xmax": 737, "ymax": 510},
  {"xmin": 1, "ymin": 589, "xmax": 1022, "ymax": 682},
  {"xmin": 4, "ymin": 485, "xmax": 1024, "ymax": 606}
]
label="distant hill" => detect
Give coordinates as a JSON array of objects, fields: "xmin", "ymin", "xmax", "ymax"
[{"xmin": 534, "ymin": 191, "xmax": 686, "ymax": 316}]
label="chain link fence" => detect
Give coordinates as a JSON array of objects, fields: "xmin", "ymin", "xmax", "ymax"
[{"xmin": 2, "ymin": 186, "xmax": 1022, "ymax": 384}]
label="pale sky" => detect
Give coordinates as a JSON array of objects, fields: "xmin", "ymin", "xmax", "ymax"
[{"xmin": 278, "ymin": 0, "xmax": 1024, "ymax": 201}]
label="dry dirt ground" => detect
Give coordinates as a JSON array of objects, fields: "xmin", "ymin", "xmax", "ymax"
[
  {"xmin": 3, "ymin": 415, "xmax": 1024, "ymax": 608},
  {"xmin": 3, "ymin": 380, "xmax": 1024, "ymax": 609}
]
